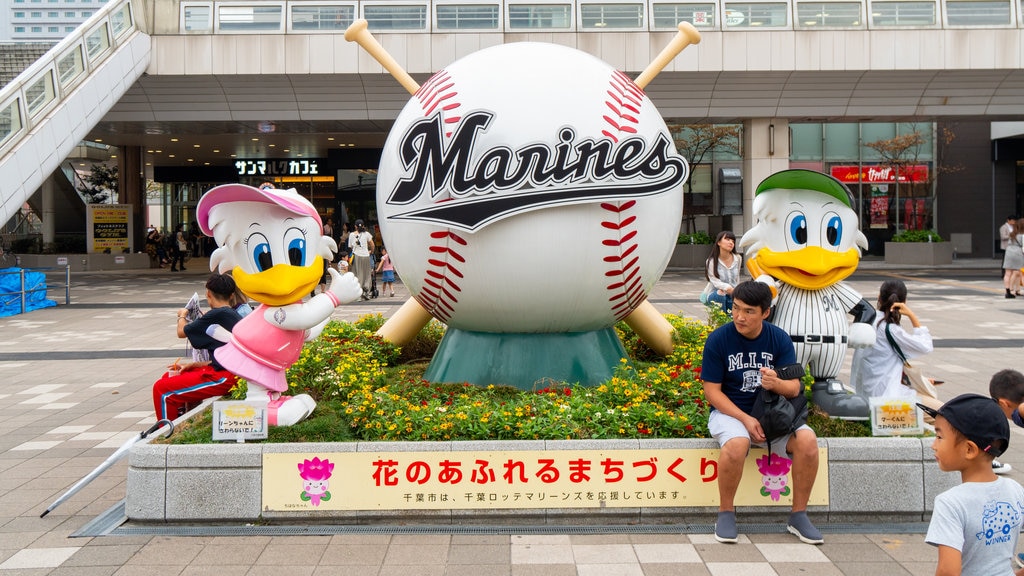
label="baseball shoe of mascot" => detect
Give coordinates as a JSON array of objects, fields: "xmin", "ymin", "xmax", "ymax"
[
  {"xmin": 197, "ymin": 184, "xmax": 364, "ymax": 426},
  {"xmin": 741, "ymin": 169, "xmax": 875, "ymax": 420}
]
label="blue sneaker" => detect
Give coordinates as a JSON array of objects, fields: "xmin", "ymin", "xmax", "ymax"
[
  {"xmin": 787, "ymin": 511, "xmax": 824, "ymax": 545},
  {"xmin": 714, "ymin": 511, "xmax": 738, "ymax": 543},
  {"xmin": 1015, "ymin": 552, "xmax": 1024, "ymax": 569}
]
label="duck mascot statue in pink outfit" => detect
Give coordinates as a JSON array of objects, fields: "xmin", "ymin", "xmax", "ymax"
[{"xmin": 197, "ymin": 183, "xmax": 363, "ymax": 426}]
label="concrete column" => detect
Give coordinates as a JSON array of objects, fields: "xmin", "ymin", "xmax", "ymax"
[
  {"xmin": 119, "ymin": 146, "xmax": 145, "ymax": 252},
  {"xmin": 741, "ymin": 119, "xmax": 790, "ymax": 231},
  {"xmin": 41, "ymin": 175, "xmax": 56, "ymax": 246}
]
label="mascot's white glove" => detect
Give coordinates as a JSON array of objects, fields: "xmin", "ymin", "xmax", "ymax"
[
  {"xmin": 847, "ymin": 322, "xmax": 876, "ymax": 349},
  {"xmin": 328, "ymin": 269, "xmax": 363, "ymax": 304},
  {"xmin": 754, "ymin": 274, "xmax": 779, "ymax": 302}
]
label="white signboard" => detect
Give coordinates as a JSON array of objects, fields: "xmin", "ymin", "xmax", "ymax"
[{"xmin": 212, "ymin": 400, "xmax": 268, "ymax": 441}]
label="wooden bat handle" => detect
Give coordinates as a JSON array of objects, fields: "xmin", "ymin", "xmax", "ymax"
[
  {"xmin": 624, "ymin": 300, "xmax": 675, "ymax": 357},
  {"xmin": 376, "ymin": 297, "xmax": 435, "ymax": 346},
  {"xmin": 634, "ymin": 22, "xmax": 702, "ymax": 90},
  {"xmin": 344, "ymin": 19, "xmax": 421, "ymax": 96}
]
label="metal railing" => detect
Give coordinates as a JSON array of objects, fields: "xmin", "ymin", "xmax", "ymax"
[{"xmin": 0, "ymin": 266, "xmax": 71, "ymax": 316}]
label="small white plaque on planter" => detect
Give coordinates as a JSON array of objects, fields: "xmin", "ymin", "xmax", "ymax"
[
  {"xmin": 212, "ymin": 400, "xmax": 268, "ymax": 442},
  {"xmin": 869, "ymin": 397, "xmax": 925, "ymax": 436},
  {"xmin": 57, "ymin": 257, "xmax": 68, "ymax": 266}
]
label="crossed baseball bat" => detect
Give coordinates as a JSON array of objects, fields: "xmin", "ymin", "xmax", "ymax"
[{"xmin": 345, "ymin": 20, "xmax": 701, "ymax": 355}]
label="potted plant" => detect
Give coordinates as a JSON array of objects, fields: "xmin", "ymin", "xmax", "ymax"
[
  {"xmin": 670, "ymin": 231, "xmax": 713, "ymax": 268},
  {"xmin": 884, "ymin": 229, "xmax": 953, "ymax": 265}
]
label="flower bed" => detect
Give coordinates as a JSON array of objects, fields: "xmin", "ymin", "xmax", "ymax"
[{"xmin": 166, "ymin": 307, "xmax": 871, "ymax": 445}]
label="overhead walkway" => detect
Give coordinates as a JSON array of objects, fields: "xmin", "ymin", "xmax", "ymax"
[{"xmin": 0, "ymin": 0, "xmax": 149, "ymax": 228}]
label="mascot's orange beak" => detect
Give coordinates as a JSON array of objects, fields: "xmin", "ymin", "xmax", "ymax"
[
  {"xmin": 232, "ymin": 256, "xmax": 324, "ymax": 306},
  {"xmin": 751, "ymin": 246, "xmax": 859, "ymax": 290}
]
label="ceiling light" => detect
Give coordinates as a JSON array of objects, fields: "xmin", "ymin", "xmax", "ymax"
[
  {"xmin": 146, "ymin": 149, "xmax": 154, "ymax": 153},
  {"xmin": 95, "ymin": 138, "xmax": 103, "ymax": 142},
  {"xmin": 269, "ymin": 144, "xmax": 276, "ymax": 148},
  {"xmin": 193, "ymin": 144, "xmax": 200, "ymax": 148},
  {"xmin": 156, "ymin": 150, "xmax": 162, "ymax": 153},
  {"xmin": 328, "ymin": 137, "xmax": 335, "ymax": 141},
  {"xmin": 169, "ymin": 154, "xmax": 176, "ymax": 158},
  {"xmin": 188, "ymin": 158, "xmax": 194, "ymax": 162},
  {"xmin": 251, "ymin": 138, "xmax": 259, "ymax": 142},
  {"xmin": 171, "ymin": 138, "xmax": 179, "ymax": 142},
  {"xmin": 213, "ymin": 149, "xmax": 220, "ymax": 153}
]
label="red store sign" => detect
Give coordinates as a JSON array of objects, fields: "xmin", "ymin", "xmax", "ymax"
[{"xmin": 831, "ymin": 165, "xmax": 929, "ymax": 184}]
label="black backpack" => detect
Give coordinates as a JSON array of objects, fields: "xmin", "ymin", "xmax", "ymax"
[{"xmin": 750, "ymin": 365, "xmax": 808, "ymax": 461}]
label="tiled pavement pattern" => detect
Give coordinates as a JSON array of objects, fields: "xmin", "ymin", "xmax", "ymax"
[{"xmin": 3, "ymin": 257, "xmax": 1024, "ymax": 575}]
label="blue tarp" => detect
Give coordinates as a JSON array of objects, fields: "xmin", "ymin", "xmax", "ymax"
[{"xmin": 0, "ymin": 268, "xmax": 57, "ymax": 317}]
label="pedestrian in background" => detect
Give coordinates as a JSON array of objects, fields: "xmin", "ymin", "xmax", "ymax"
[
  {"xmin": 1003, "ymin": 217, "xmax": 1024, "ymax": 298},
  {"xmin": 701, "ymin": 231, "xmax": 742, "ymax": 314},
  {"xmin": 348, "ymin": 219, "xmax": 375, "ymax": 300}
]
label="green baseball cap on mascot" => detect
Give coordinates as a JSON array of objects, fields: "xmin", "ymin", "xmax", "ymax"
[{"xmin": 755, "ymin": 169, "xmax": 855, "ymax": 208}]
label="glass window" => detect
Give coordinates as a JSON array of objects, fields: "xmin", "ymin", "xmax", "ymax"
[
  {"xmin": 580, "ymin": 3, "xmax": 643, "ymax": 28},
  {"xmin": 48, "ymin": 11, "xmax": 58, "ymax": 17},
  {"xmin": 48, "ymin": 26, "xmax": 58, "ymax": 32},
  {"xmin": 508, "ymin": 4, "xmax": 572, "ymax": 28},
  {"xmin": 65, "ymin": 11, "xmax": 74, "ymax": 17},
  {"xmin": 870, "ymin": 1, "xmax": 936, "ymax": 25},
  {"xmin": 436, "ymin": 4, "xmax": 500, "ymax": 29},
  {"xmin": 797, "ymin": 2, "xmax": 863, "ymax": 27},
  {"xmin": 25, "ymin": 70, "xmax": 55, "ymax": 117},
  {"xmin": 291, "ymin": 4, "xmax": 355, "ymax": 31},
  {"xmin": 31, "ymin": 11, "xmax": 42, "ymax": 16},
  {"xmin": 81, "ymin": 10, "xmax": 92, "ymax": 17},
  {"xmin": 14, "ymin": 26, "xmax": 25, "ymax": 32},
  {"xmin": 723, "ymin": 2, "xmax": 788, "ymax": 26},
  {"xmin": 791, "ymin": 123, "xmax": 823, "ymax": 160},
  {"xmin": 31, "ymin": 26, "xmax": 42, "ymax": 32},
  {"xmin": 14, "ymin": 12, "xmax": 24, "ymax": 17},
  {"xmin": 183, "ymin": 4, "xmax": 212, "ymax": 32},
  {"xmin": 946, "ymin": 0, "xmax": 1010, "ymax": 24},
  {"xmin": 65, "ymin": 26, "xmax": 75, "ymax": 31},
  {"xmin": 364, "ymin": 4, "xmax": 428, "ymax": 30},
  {"xmin": 57, "ymin": 45, "xmax": 84, "ymax": 86},
  {"xmin": 109, "ymin": 2, "xmax": 131, "ymax": 37},
  {"xmin": 218, "ymin": 5, "xmax": 283, "ymax": 31},
  {"xmin": 824, "ymin": 122, "xmax": 859, "ymax": 161},
  {"xmin": 85, "ymin": 22, "xmax": 110, "ymax": 59}
]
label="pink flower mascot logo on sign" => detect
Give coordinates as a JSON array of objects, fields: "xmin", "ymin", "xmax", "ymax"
[
  {"xmin": 755, "ymin": 453, "xmax": 793, "ymax": 502},
  {"xmin": 297, "ymin": 457, "xmax": 334, "ymax": 506},
  {"xmin": 198, "ymin": 184, "xmax": 363, "ymax": 426}
]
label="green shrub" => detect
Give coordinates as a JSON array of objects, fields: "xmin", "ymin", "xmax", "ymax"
[
  {"xmin": 677, "ymin": 231, "xmax": 713, "ymax": 244},
  {"xmin": 890, "ymin": 229, "xmax": 943, "ymax": 242}
]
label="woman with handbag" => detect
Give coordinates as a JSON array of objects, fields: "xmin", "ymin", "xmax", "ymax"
[
  {"xmin": 1002, "ymin": 218, "xmax": 1024, "ymax": 298},
  {"xmin": 850, "ymin": 279, "xmax": 938, "ymax": 405}
]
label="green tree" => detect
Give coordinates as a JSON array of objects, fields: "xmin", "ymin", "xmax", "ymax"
[{"xmin": 81, "ymin": 163, "xmax": 118, "ymax": 203}]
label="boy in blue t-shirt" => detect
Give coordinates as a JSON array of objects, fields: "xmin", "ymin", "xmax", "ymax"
[{"xmin": 702, "ymin": 281, "xmax": 823, "ymax": 545}]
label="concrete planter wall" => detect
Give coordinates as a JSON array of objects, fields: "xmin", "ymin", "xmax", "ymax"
[
  {"xmin": 884, "ymin": 242, "xmax": 954, "ymax": 266},
  {"xmin": 669, "ymin": 244, "xmax": 711, "ymax": 268},
  {"xmin": 127, "ymin": 437, "xmax": 957, "ymax": 525}
]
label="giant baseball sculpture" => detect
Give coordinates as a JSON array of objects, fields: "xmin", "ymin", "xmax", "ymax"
[
  {"xmin": 740, "ymin": 169, "xmax": 876, "ymax": 419},
  {"xmin": 347, "ymin": 21, "xmax": 700, "ymax": 387}
]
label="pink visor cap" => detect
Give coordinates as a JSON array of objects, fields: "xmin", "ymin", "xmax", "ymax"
[{"xmin": 197, "ymin": 184, "xmax": 322, "ymax": 236}]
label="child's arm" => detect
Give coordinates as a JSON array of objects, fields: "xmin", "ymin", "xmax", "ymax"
[{"xmin": 934, "ymin": 545, "xmax": 961, "ymax": 576}]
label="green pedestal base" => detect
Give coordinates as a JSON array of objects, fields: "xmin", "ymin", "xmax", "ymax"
[{"xmin": 423, "ymin": 328, "xmax": 627, "ymax": 390}]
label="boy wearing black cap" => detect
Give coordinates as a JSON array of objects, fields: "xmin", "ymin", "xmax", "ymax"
[{"xmin": 918, "ymin": 394, "xmax": 1024, "ymax": 576}]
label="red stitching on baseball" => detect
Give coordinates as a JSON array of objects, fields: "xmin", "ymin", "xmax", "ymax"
[
  {"xmin": 418, "ymin": 229, "xmax": 466, "ymax": 321},
  {"xmin": 600, "ymin": 200, "xmax": 643, "ymax": 321}
]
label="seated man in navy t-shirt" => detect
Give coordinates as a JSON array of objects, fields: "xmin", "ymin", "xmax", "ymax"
[{"xmin": 701, "ymin": 281, "xmax": 823, "ymax": 545}]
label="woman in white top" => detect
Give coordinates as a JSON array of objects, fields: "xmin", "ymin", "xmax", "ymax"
[
  {"xmin": 851, "ymin": 279, "xmax": 933, "ymax": 401},
  {"xmin": 701, "ymin": 231, "xmax": 741, "ymax": 314}
]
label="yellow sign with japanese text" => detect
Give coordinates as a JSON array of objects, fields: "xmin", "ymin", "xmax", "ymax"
[{"xmin": 263, "ymin": 448, "xmax": 828, "ymax": 511}]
